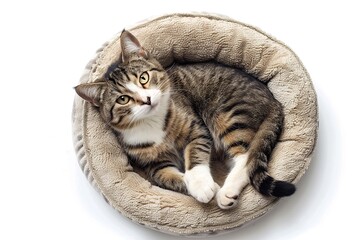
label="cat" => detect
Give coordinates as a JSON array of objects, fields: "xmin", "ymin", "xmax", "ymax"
[{"xmin": 75, "ymin": 30, "xmax": 295, "ymax": 209}]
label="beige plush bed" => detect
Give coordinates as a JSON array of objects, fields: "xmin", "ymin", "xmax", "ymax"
[{"xmin": 72, "ymin": 13, "xmax": 318, "ymax": 236}]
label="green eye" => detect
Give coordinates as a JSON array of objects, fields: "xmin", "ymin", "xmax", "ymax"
[
  {"xmin": 116, "ymin": 95, "xmax": 131, "ymax": 105},
  {"xmin": 139, "ymin": 72, "xmax": 149, "ymax": 85}
]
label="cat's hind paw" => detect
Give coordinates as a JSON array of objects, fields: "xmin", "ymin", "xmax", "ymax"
[{"xmin": 216, "ymin": 187, "xmax": 240, "ymax": 209}]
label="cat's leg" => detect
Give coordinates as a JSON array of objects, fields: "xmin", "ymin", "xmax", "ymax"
[
  {"xmin": 216, "ymin": 153, "xmax": 249, "ymax": 209},
  {"xmin": 215, "ymin": 133, "xmax": 252, "ymax": 209},
  {"xmin": 146, "ymin": 163, "xmax": 187, "ymax": 193},
  {"xmin": 183, "ymin": 137, "xmax": 218, "ymax": 203},
  {"xmin": 210, "ymin": 113, "xmax": 255, "ymax": 209}
]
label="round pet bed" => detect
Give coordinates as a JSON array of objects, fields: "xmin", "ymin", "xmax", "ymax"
[{"xmin": 72, "ymin": 13, "xmax": 317, "ymax": 236}]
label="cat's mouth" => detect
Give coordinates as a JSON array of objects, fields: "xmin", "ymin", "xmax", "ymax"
[
  {"xmin": 148, "ymin": 102, "xmax": 160, "ymax": 112},
  {"xmin": 139, "ymin": 101, "xmax": 160, "ymax": 116},
  {"xmin": 137, "ymin": 93, "xmax": 167, "ymax": 119}
]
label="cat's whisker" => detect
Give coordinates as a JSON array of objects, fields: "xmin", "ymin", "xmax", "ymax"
[{"xmin": 164, "ymin": 62, "xmax": 176, "ymax": 73}]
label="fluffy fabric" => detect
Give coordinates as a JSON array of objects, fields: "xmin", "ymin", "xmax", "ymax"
[{"xmin": 72, "ymin": 13, "xmax": 317, "ymax": 236}]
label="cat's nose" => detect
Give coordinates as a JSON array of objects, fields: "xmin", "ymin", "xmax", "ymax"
[{"xmin": 145, "ymin": 96, "xmax": 151, "ymax": 105}]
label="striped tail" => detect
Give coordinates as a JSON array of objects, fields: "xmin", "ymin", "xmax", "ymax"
[
  {"xmin": 251, "ymin": 171, "xmax": 296, "ymax": 197},
  {"xmin": 248, "ymin": 102, "xmax": 296, "ymax": 197}
]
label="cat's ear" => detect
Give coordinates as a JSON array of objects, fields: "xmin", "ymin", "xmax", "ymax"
[
  {"xmin": 120, "ymin": 30, "xmax": 148, "ymax": 62},
  {"xmin": 74, "ymin": 83, "xmax": 106, "ymax": 107}
]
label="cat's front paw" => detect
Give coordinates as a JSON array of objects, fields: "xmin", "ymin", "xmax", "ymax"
[
  {"xmin": 216, "ymin": 187, "xmax": 240, "ymax": 209},
  {"xmin": 184, "ymin": 165, "xmax": 218, "ymax": 203}
]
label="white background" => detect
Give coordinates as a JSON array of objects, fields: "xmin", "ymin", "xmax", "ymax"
[{"xmin": 1, "ymin": 0, "xmax": 359, "ymax": 239}]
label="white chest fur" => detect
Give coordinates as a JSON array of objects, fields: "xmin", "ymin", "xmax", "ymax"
[
  {"xmin": 121, "ymin": 84, "xmax": 170, "ymax": 146},
  {"xmin": 121, "ymin": 115, "xmax": 166, "ymax": 145}
]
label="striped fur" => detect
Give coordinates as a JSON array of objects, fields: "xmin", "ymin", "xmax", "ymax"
[{"xmin": 75, "ymin": 31, "xmax": 295, "ymax": 208}]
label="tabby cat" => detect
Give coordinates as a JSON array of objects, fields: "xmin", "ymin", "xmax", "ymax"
[{"xmin": 75, "ymin": 30, "xmax": 295, "ymax": 209}]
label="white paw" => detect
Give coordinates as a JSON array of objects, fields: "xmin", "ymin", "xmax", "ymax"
[
  {"xmin": 184, "ymin": 165, "xmax": 218, "ymax": 203},
  {"xmin": 216, "ymin": 187, "xmax": 241, "ymax": 209}
]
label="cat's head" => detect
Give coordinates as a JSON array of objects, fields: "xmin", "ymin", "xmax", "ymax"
[{"xmin": 75, "ymin": 30, "xmax": 170, "ymax": 130}]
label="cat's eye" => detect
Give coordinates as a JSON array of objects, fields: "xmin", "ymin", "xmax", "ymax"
[
  {"xmin": 139, "ymin": 72, "xmax": 149, "ymax": 85},
  {"xmin": 116, "ymin": 95, "xmax": 131, "ymax": 105}
]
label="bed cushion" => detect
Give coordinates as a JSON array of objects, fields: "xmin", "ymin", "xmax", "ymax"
[{"xmin": 72, "ymin": 13, "xmax": 317, "ymax": 236}]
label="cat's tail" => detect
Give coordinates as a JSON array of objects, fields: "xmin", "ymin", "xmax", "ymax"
[{"xmin": 247, "ymin": 102, "xmax": 296, "ymax": 197}]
